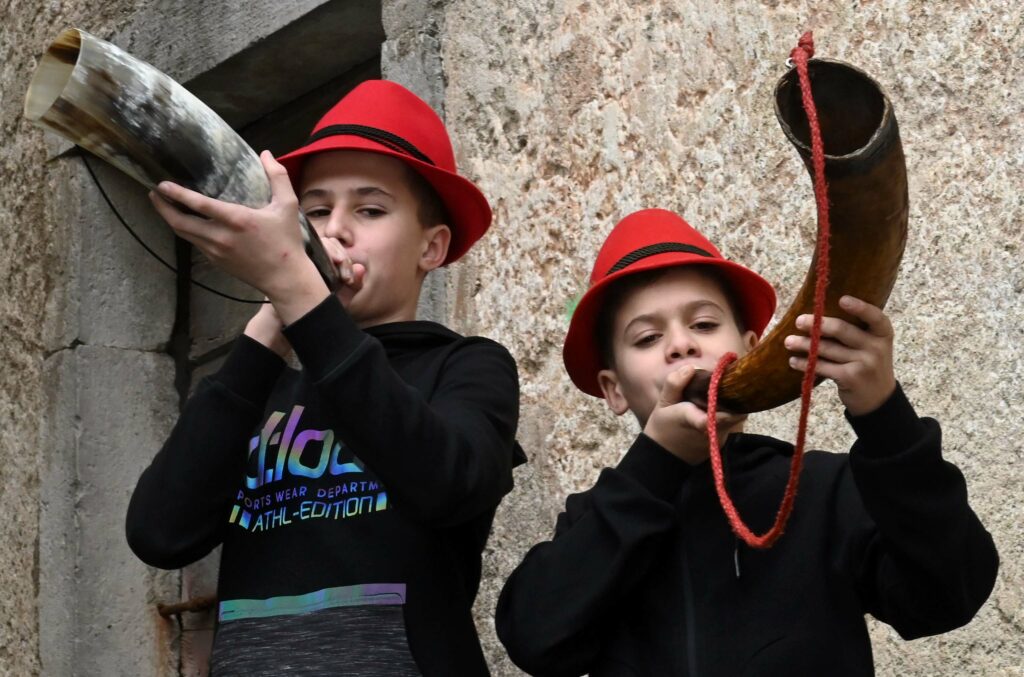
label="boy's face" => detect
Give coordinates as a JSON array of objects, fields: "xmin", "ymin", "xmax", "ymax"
[
  {"xmin": 298, "ymin": 150, "xmax": 450, "ymax": 327},
  {"xmin": 598, "ymin": 267, "xmax": 758, "ymax": 424}
]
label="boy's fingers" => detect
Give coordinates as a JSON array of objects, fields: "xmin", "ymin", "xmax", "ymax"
[
  {"xmin": 789, "ymin": 354, "xmax": 847, "ymax": 382},
  {"xmin": 261, "ymin": 150, "xmax": 299, "ymax": 206},
  {"xmin": 350, "ymin": 263, "xmax": 366, "ymax": 290},
  {"xmin": 840, "ymin": 295, "xmax": 893, "ymax": 337},
  {"xmin": 319, "ymin": 237, "xmax": 355, "ymax": 283},
  {"xmin": 658, "ymin": 365, "xmax": 696, "ymax": 406},
  {"xmin": 713, "ymin": 410, "xmax": 745, "ymax": 428},
  {"xmin": 319, "ymin": 237, "xmax": 347, "ymax": 265},
  {"xmin": 661, "ymin": 400, "xmax": 709, "ymax": 430},
  {"xmin": 156, "ymin": 181, "xmax": 237, "ymax": 224},
  {"xmin": 149, "ymin": 191, "xmax": 214, "ymax": 243},
  {"xmin": 784, "ymin": 335, "xmax": 858, "ymax": 364},
  {"xmin": 796, "ymin": 314, "xmax": 869, "ymax": 349}
]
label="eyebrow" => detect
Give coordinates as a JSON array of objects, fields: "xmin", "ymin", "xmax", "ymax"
[
  {"xmin": 621, "ymin": 300, "xmax": 725, "ymax": 336},
  {"xmin": 299, "ymin": 187, "xmax": 331, "ymax": 202},
  {"xmin": 299, "ymin": 186, "xmax": 396, "ymax": 202},
  {"xmin": 353, "ymin": 186, "xmax": 395, "ymax": 199}
]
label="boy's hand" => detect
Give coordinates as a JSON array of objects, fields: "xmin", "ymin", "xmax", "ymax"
[
  {"xmin": 643, "ymin": 365, "xmax": 746, "ymax": 465},
  {"xmin": 244, "ymin": 302, "xmax": 291, "ymax": 359},
  {"xmin": 319, "ymin": 236, "xmax": 366, "ymax": 292},
  {"xmin": 785, "ymin": 295, "xmax": 897, "ymax": 416},
  {"xmin": 149, "ymin": 151, "xmax": 328, "ymax": 320}
]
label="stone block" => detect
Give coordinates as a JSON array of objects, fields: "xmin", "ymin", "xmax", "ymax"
[
  {"xmin": 115, "ymin": 0, "xmax": 383, "ymax": 129},
  {"xmin": 382, "ymin": 30, "xmax": 445, "ymax": 114},
  {"xmin": 37, "ymin": 351, "xmax": 78, "ymax": 677},
  {"xmin": 382, "ymin": 0, "xmax": 443, "ymax": 37},
  {"xmin": 73, "ymin": 158, "xmax": 178, "ymax": 350},
  {"xmin": 113, "ymin": 1, "xmax": 329, "ymax": 84},
  {"xmin": 73, "ymin": 346, "xmax": 180, "ymax": 675}
]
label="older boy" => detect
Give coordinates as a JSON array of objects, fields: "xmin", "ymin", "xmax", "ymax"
[
  {"xmin": 496, "ymin": 208, "xmax": 997, "ymax": 676},
  {"xmin": 127, "ymin": 80, "xmax": 523, "ymax": 676}
]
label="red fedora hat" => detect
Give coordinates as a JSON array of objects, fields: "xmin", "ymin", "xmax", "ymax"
[
  {"xmin": 277, "ymin": 80, "xmax": 491, "ymax": 265},
  {"xmin": 564, "ymin": 209, "xmax": 777, "ymax": 397}
]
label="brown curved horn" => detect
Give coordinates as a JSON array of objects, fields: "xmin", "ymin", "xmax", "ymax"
[{"xmin": 685, "ymin": 59, "xmax": 908, "ymax": 413}]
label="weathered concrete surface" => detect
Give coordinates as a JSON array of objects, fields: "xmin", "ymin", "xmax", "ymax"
[
  {"xmin": 65, "ymin": 158, "xmax": 179, "ymax": 351},
  {"xmin": 436, "ymin": 1, "xmax": 1023, "ymax": 674},
  {"xmin": 35, "ymin": 344, "xmax": 181, "ymax": 677},
  {"xmin": 69, "ymin": 346, "xmax": 180, "ymax": 675}
]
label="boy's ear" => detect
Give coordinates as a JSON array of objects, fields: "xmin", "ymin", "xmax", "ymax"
[
  {"xmin": 419, "ymin": 224, "xmax": 451, "ymax": 273},
  {"xmin": 597, "ymin": 368, "xmax": 630, "ymax": 416},
  {"xmin": 742, "ymin": 329, "xmax": 758, "ymax": 354}
]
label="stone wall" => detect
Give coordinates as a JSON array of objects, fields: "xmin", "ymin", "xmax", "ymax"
[
  {"xmin": 1, "ymin": 5, "xmax": 144, "ymax": 673},
  {"xmin": 2, "ymin": 1, "xmax": 1020, "ymax": 675},
  {"xmin": 437, "ymin": 1, "xmax": 1023, "ymax": 675},
  {"xmin": 1, "ymin": 2, "xmax": 381, "ymax": 674}
]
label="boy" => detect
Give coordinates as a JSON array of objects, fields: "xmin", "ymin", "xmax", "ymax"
[
  {"xmin": 126, "ymin": 80, "xmax": 524, "ymax": 676},
  {"xmin": 496, "ymin": 208, "xmax": 997, "ymax": 676}
]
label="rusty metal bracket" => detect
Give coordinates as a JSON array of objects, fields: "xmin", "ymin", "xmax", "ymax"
[{"xmin": 157, "ymin": 594, "xmax": 217, "ymax": 618}]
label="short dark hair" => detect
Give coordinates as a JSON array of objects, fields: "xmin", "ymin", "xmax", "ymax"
[
  {"xmin": 402, "ymin": 164, "xmax": 448, "ymax": 229},
  {"xmin": 596, "ymin": 265, "xmax": 748, "ymax": 370}
]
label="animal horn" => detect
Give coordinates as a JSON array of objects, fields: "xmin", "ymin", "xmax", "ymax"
[
  {"xmin": 23, "ymin": 27, "xmax": 339, "ymax": 290},
  {"xmin": 685, "ymin": 59, "xmax": 909, "ymax": 413}
]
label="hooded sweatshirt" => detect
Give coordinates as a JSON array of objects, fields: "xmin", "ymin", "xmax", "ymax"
[
  {"xmin": 496, "ymin": 386, "xmax": 997, "ymax": 676},
  {"xmin": 127, "ymin": 295, "xmax": 523, "ymax": 676}
]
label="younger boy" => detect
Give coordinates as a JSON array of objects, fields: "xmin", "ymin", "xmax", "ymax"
[
  {"xmin": 496, "ymin": 208, "xmax": 997, "ymax": 676},
  {"xmin": 127, "ymin": 80, "xmax": 523, "ymax": 676}
]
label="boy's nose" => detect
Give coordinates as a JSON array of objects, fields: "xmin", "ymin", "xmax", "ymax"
[
  {"xmin": 324, "ymin": 212, "xmax": 354, "ymax": 246},
  {"xmin": 665, "ymin": 329, "xmax": 699, "ymax": 362}
]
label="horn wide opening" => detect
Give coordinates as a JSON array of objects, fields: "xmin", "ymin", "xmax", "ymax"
[
  {"xmin": 24, "ymin": 28, "xmax": 83, "ymax": 120},
  {"xmin": 775, "ymin": 60, "xmax": 886, "ymax": 158}
]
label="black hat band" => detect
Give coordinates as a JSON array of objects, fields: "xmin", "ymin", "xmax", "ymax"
[
  {"xmin": 305, "ymin": 124, "xmax": 435, "ymax": 166},
  {"xmin": 607, "ymin": 242, "xmax": 714, "ymax": 275}
]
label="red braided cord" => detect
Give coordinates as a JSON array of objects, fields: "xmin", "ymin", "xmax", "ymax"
[{"xmin": 706, "ymin": 31, "xmax": 831, "ymax": 549}]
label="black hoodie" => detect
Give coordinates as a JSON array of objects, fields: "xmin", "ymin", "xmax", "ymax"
[
  {"xmin": 127, "ymin": 295, "xmax": 523, "ymax": 676},
  {"xmin": 496, "ymin": 386, "xmax": 997, "ymax": 676}
]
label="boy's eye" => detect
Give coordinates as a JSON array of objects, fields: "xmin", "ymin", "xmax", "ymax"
[
  {"xmin": 358, "ymin": 207, "xmax": 387, "ymax": 218},
  {"xmin": 304, "ymin": 207, "xmax": 331, "ymax": 218},
  {"xmin": 692, "ymin": 321, "xmax": 720, "ymax": 332},
  {"xmin": 634, "ymin": 333, "xmax": 660, "ymax": 347}
]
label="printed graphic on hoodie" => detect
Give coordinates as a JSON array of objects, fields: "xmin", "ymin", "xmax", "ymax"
[{"xmin": 228, "ymin": 405, "xmax": 390, "ymax": 533}]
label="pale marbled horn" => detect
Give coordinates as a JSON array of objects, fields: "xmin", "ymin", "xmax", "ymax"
[
  {"xmin": 684, "ymin": 59, "xmax": 909, "ymax": 413},
  {"xmin": 24, "ymin": 27, "xmax": 339, "ymax": 290}
]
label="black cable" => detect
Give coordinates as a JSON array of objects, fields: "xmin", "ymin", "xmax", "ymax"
[{"xmin": 80, "ymin": 155, "xmax": 266, "ymax": 304}]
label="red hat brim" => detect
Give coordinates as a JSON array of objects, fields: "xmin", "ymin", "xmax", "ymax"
[
  {"xmin": 277, "ymin": 135, "xmax": 492, "ymax": 265},
  {"xmin": 563, "ymin": 252, "xmax": 777, "ymax": 398}
]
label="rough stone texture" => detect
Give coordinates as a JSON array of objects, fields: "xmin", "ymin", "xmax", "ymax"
[
  {"xmin": 1, "ymin": 4, "xmax": 145, "ymax": 673},
  {"xmin": 382, "ymin": 0, "xmax": 450, "ymax": 324},
  {"xmin": 435, "ymin": 1, "xmax": 1024, "ymax": 675}
]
